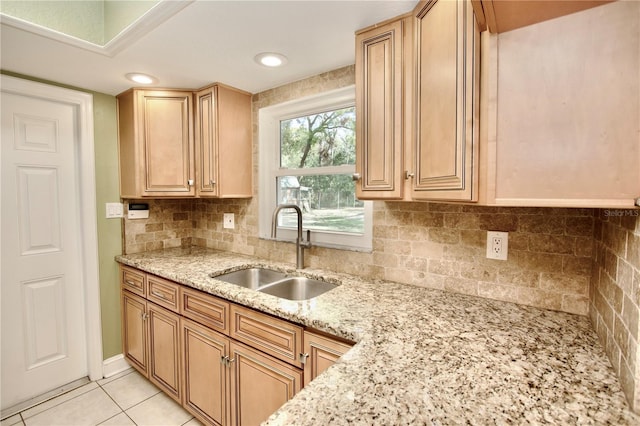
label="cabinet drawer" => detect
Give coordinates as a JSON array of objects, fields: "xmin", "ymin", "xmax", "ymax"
[
  {"xmin": 230, "ymin": 305, "xmax": 303, "ymax": 368},
  {"xmin": 181, "ymin": 287, "xmax": 229, "ymax": 334},
  {"xmin": 121, "ymin": 266, "xmax": 146, "ymax": 297},
  {"xmin": 147, "ymin": 275, "xmax": 180, "ymax": 313}
]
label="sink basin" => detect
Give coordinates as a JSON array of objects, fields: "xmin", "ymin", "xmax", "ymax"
[
  {"xmin": 258, "ymin": 277, "xmax": 338, "ymax": 301},
  {"xmin": 212, "ymin": 267, "xmax": 338, "ymax": 300},
  {"xmin": 212, "ymin": 268, "xmax": 287, "ymax": 290}
]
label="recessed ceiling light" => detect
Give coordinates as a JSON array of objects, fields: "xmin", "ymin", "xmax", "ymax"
[
  {"xmin": 254, "ymin": 52, "xmax": 288, "ymax": 67},
  {"xmin": 125, "ymin": 73, "xmax": 157, "ymax": 84}
]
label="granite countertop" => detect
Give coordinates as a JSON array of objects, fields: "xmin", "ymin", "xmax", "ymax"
[{"xmin": 116, "ymin": 247, "xmax": 639, "ymax": 424}]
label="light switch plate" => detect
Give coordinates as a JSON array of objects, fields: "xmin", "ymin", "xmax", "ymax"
[
  {"xmin": 105, "ymin": 202, "xmax": 123, "ymax": 219},
  {"xmin": 223, "ymin": 213, "xmax": 235, "ymax": 229}
]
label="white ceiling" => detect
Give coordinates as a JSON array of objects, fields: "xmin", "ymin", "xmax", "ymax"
[{"xmin": 0, "ymin": 0, "xmax": 418, "ymax": 96}]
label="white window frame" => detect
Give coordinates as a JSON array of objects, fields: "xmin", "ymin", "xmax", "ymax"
[{"xmin": 258, "ymin": 85, "xmax": 372, "ymax": 252}]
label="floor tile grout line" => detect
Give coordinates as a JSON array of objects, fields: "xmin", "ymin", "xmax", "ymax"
[{"xmin": 18, "ymin": 383, "xmax": 98, "ymax": 421}]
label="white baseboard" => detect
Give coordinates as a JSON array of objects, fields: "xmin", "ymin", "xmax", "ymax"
[{"xmin": 102, "ymin": 354, "xmax": 131, "ymax": 379}]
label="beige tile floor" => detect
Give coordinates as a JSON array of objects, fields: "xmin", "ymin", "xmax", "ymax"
[{"xmin": 0, "ymin": 369, "xmax": 203, "ymax": 426}]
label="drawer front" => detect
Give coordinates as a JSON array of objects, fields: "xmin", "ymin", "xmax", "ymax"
[
  {"xmin": 230, "ymin": 305, "xmax": 303, "ymax": 368},
  {"xmin": 147, "ymin": 275, "xmax": 180, "ymax": 313},
  {"xmin": 121, "ymin": 266, "xmax": 146, "ymax": 297},
  {"xmin": 181, "ymin": 287, "xmax": 229, "ymax": 334}
]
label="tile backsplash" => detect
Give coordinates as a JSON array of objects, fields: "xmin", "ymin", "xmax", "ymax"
[
  {"xmin": 591, "ymin": 210, "xmax": 640, "ymax": 411},
  {"xmin": 124, "ymin": 198, "xmax": 594, "ymax": 316}
]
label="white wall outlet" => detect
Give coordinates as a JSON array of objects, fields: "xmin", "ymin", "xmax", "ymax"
[
  {"xmin": 486, "ymin": 231, "xmax": 508, "ymax": 260},
  {"xmin": 223, "ymin": 213, "xmax": 235, "ymax": 229},
  {"xmin": 105, "ymin": 202, "xmax": 123, "ymax": 219}
]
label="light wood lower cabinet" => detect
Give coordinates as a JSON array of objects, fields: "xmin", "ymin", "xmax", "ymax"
[
  {"xmin": 182, "ymin": 318, "xmax": 230, "ymax": 426},
  {"xmin": 303, "ymin": 330, "xmax": 353, "ymax": 384},
  {"xmin": 122, "ymin": 290, "xmax": 182, "ymax": 403},
  {"xmin": 121, "ymin": 265, "xmax": 353, "ymax": 426},
  {"xmin": 229, "ymin": 341, "xmax": 303, "ymax": 426},
  {"xmin": 147, "ymin": 303, "xmax": 182, "ymax": 403},
  {"xmin": 122, "ymin": 291, "xmax": 148, "ymax": 374}
]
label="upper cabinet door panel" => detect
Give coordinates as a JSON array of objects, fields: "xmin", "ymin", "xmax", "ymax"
[
  {"xmin": 195, "ymin": 88, "xmax": 217, "ymax": 196},
  {"xmin": 412, "ymin": 0, "xmax": 479, "ymax": 201},
  {"xmin": 139, "ymin": 91, "xmax": 195, "ymax": 196},
  {"xmin": 355, "ymin": 18, "xmax": 405, "ymax": 199}
]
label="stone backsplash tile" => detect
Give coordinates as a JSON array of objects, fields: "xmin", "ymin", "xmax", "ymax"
[{"xmin": 591, "ymin": 210, "xmax": 640, "ymax": 411}]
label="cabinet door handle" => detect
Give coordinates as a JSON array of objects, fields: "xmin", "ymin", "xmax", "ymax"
[
  {"xmin": 141, "ymin": 312, "xmax": 148, "ymax": 321},
  {"xmin": 405, "ymin": 171, "xmax": 415, "ymax": 180},
  {"xmin": 351, "ymin": 173, "xmax": 361, "ymax": 181},
  {"xmin": 210, "ymin": 180, "xmax": 216, "ymax": 185},
  {"xmin": 220, "ymin": 356, "xmax": 236, "ymax": 367},
  {"xmin": 188, "ymin": 179, "xmax": 194, "ymax": 186},
  {"xmin": 299, "ymin": 352, "xmax": 309, "ymax": 364}
]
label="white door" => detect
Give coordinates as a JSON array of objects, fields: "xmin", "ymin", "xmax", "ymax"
[{"xmin": 1, "ymin": 82, "xmax": 91, "ymax": 410}]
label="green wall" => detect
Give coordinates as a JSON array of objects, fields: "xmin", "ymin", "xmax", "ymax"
[
  {"xmin": 1, "ymin": 0, "xmax": 159, "ymax": 45},
  {"xmin": 1, "ymin": 1, "xmax": 104, "ymax": 44},
  {"xmin": 104, "ymin": 0, "xmax": 159, "ymax": 42},
  {"xmin": 1, "ymin": 71, "xmax": 123, "ymax": 360}
]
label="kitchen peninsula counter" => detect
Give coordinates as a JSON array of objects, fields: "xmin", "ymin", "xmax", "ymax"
[{"xmin": 116, "ymin": 247, "xmax": 638, "ymax": 424}]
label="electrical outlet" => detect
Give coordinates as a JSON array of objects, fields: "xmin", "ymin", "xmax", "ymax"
[
  {"xmin": 486, "ymin": 231, "xmax": 508, "ymax": 260},
  {"xmin": 223, "ymin": 213, "xmax": 235, "ymax": 229}
]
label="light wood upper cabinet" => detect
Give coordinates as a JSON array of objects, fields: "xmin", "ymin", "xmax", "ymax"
[
  {"xmin": 355, "ymin": 15, "xmax": 411, "ymax": 200},
  {"xmin": 354, "ymin": 1, "xmax": 479, "ymax": 203},
  {"xmin": 471, "ymin": 0, "xmax": 613, "ymax": 33},
  {"xmin": 478, "ymin": 0, "xmax": 640, "ymax": 208},
  {"xmin": 410, "ymin": 0, "xmax": 479, "ymax": 201},
  {"xmin": 195, "ymin": 84, "xmax": 252, "ymax": 198},
  {"xmin": 118, "ymin": 89, "xmax": 195, "ymax": 197},
  {"xmin": 117, "ymin": 84, "xmax": 252, "ymax": 199}
]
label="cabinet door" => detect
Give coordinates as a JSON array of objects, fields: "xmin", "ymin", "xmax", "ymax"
[
  {"xmin": 411, "ymin": 0, "xmax": 479, "ymax": 201},
  {"xmin": 122, "ymin": 291, "xmax": 148, "ymax": 376},
  {"xmin": 195, "ymin": 85, "xmax": 252, "ymax": 198},
  {"xmin": 229, "ymin": 341, "xmax": 302, "ymax": 426},
  {"xmin": 303, "ymin": 331, "xmax": 353, "ymax": 385},
  {"xmin": 137, "ymin": 90, "xmax": 195, "ymax": 197},
  {"xmin": 147, "ymin": 303, "xmax": 182, "ymax": 402},
  {"xmin": 195, "ymin": 86, "xmax": 218, "ymax": 197},
  {"xmin": 355, "ymin": 18, "xmax": 406, "ymax": 200},
  {"xmin": 182, "ymin": 318, "xmax": 230, "ymax": 426}
]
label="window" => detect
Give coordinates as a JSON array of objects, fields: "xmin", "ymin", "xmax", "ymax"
[{"xmin": 259, "ymin": 85, "xmax": 372, "ymax": 251}]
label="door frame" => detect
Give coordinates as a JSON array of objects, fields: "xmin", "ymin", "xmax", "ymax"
[{"xmin": 1, "ymin": 75, "xmax": 103, "ymax": 382}]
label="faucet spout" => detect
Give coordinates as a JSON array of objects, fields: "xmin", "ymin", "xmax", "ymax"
[{"xmin": 271, "ymin": 204, "xmax": 311, "ymax": 269}]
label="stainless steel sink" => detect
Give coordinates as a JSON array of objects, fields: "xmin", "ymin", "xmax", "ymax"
[
  {"xmin": 258, "ymin": 277, "xmax": 338, "ymax": 301},
  {"xmin": 212, "ymin": 267, "xmax": 338, "ymax": 300},
  {"xmin": 211, "ymin": 268, "xmax": 287, "ymax": 290}
]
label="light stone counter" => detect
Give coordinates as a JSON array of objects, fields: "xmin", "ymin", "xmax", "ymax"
[{"xmin": 116, "ymin": 247, "xmax": 639, "ymax": 425}]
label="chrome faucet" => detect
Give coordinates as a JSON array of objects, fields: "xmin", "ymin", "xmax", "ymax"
[{"xmin": 271, "ymin": 204, "xmax": 311, "ymax": 269}]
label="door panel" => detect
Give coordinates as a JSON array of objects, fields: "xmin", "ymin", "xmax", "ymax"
[
  {"xmin": 230, "ymin": 342, "xmax": 302, "ymax": 426},
  {"xmin": 147, "ymin": 303, "xmax": 182, "ymax": 402},
  {"xmin": 1, "ymin": 91, "xmax": 88, "ymax": 409},
  {"xmin": 182, "ymin": 318, "xmax": 229, "ymax": 426}
]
